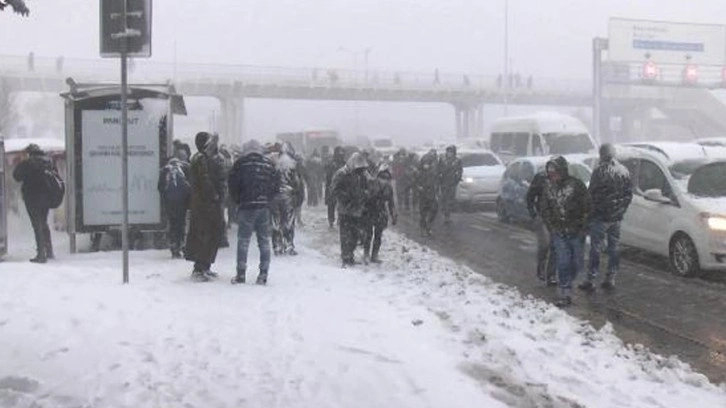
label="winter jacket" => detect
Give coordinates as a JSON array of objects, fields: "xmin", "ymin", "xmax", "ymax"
[
  {"xmin": 158, "ymin": 158, "xmax": 191, "ymax": 208},
  {"xmin": 325, "ymin": 150, "xmax": 347, "ymax": 204},
  {"xmin": 13, "ymin": 153, "xmax": 53, "ymax": 205},
  {"xmin": 588, "ymin": 159, "xmax": 633, "ymax": 222},
  {"xmin": 275, "ymin": 153, "xmax": 306, "ymax": 209},
  {"xmin": 228, "ymin": 150, "xmax": 280, "ymax": 210},
  {"xmin": 417, "ymin": 152, "xmax": 440, "ymax": 200},
  {"xmin": 439, "ymin": 156, "xmax": 463, "ymax": 188},
  {"xmin": 363, "ymin": 179, "xmax": 396, "ymax": 227},
  {"xmin": 330, "ymin": 153, "xmax": 369, "ymax": 217},
  {"xmin": 186, "ymin": 146, "xmax": 224, "ymax": 264},
  {"xmin": 540, "ymin": 158, "xmax": 590, "ymax": 237},
  {"xmin": 526, "ymin": 171, "xmax": 548, "ymax": 218}
]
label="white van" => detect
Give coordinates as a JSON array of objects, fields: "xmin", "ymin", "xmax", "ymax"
[{"xmin": 489, "ymin": 112, "xmax": 597, "ymax": 163}]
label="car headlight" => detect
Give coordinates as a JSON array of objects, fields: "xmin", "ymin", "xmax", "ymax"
[
  {"xmin": 464, "ymin": 177, "xmax": 474, "ymax": 184},
  {"xmin": 707, "ymin": 217, "xmax": 726, "ymax": 231}
]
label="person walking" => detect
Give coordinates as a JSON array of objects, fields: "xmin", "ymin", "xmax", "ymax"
[
  {"xmin": 417, "ymin": 150, "xmax": 439, "ymax": 237},
  {"xmin": 270, "ymin": 142, "xmax": 305, "ymax": 256},
  {"xmin": 438, "ymin": 145, "xmax": 463, "ymax": 225},
  {"xmin": 228, "ymin": 140, "xmax": 280, "ymax": 285},
  {"xmin": 158, "ymin": 157, "xmax": 191, "ymax": 259},
  {"xmin": 579, "ymin": 143, "xmax": 633, "ymax": 292},
  {"xmin": 362, "ymin": 163, "xmax": 397, "ymax": 264},
  {"xmin": 12, "ymin": 143, "xmax": 56, "ymax": 263},
  {"xmin": 305, "ymin": 149, "xmax": 324, "ymax": 207},
  {"xmin": 185, "ymin": 132, "xmax": 225, "ymax": 282},
  {"xmin": 540, "ymin": 156, "xmax": 590, "ymax": 307},
  {"xmin": 526, "ymin": 166, "xmax": 556, "ymax": 285},
  {"xmin": 324, "ymin": 146, "xmax": 346, "ymax": 228},
  {"xmin": 329, "ymin": 152, "xmax": 370, "ymax": 267}
]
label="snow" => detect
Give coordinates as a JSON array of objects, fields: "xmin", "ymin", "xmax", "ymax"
[{"xmin": 1, "ymin": 208, "xmax": 725, "ymax": 407}]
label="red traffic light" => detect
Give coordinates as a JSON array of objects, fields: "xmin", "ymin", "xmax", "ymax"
[{"xmin": 643, "ymin": 61, "xmax": 658, "ymax": 80}]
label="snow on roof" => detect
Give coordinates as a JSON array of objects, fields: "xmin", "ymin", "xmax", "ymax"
[
  {"xmin": 492, "ymin": 112, "xmax": 589, "ymax": 134},
  {"xmin": 624, "ymin": 142, "xmax": 707, "ymax": 163},
  {"xmin": 3, "ymin": 137, "xmax": 66, "ymax": 153}
]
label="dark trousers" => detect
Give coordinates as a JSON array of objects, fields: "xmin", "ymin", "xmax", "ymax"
[
  {"xmin": 167, "ymin": 205, "xmax": 187, "ymax": 255},
  {"xmin": 363, "ymin": 221, "xmax": 385, "ymax": 259},
  {"xmin": 396, "ymin": 181, "xmax": 410, "ymax": 210},
  {"xmin": 419, "ymin": 196, "xmax": 438, "ymax": 232},
  {"xmin": 236, "ymin": 208, "xmax": 272, "ymax": 273},
  {"xmin": 327, "ymin": 201, "xmax": 337, "ymax": 227},
  {"xmin": 339, "ymin": 214, "xmax": 363, "ymax": 263},
  {"xmin": 534, "ymin": 218, "xmax": 556, "ymax": 281},
  {"xmin": 26, "ymin": 203, "xmax": 52, "ymax": 258},
  {"xmin": 441, "ymin": 186, "xmax": 457, "ymax": 220}
]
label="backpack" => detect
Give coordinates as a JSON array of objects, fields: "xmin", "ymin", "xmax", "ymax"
[
  {"xmin": 45, "ymin": 168, "xmax": 65, "ymax": 209},
  {"xmin": 164, "ymin": 164, "xmax": 190, "ymax": 202}
]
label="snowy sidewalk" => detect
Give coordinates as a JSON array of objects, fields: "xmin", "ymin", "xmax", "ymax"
[{"xmin": 0, "ymin": 209, "xmax": 725, "ymax": 407}]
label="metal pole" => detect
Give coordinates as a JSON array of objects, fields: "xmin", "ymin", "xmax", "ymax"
[
  {"xmin": 503, "ymin": 0, "xmax": 509, "ymax": 116},
  {"xmin": 121, "ymin": 0, "xmax": 130, "ymax": 284},
  {"xmin": 592, "ymin": 37, "xmax": 607, "ymax": 145}
]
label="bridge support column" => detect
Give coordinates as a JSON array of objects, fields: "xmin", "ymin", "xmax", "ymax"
[
  {"xmin": 220, "ymin": 97, "xmax": 245, "ymax": 145},
  {"xmin": 476, "ymin": 105, "xmax": 484, "ymax": 138},
  {"xmin": 462, "ymin": 109, "xmax": 471, "ymax": 139},
  {"xmin": 454, "ymin": 106, "xmax": 463, "ymax": 139}
]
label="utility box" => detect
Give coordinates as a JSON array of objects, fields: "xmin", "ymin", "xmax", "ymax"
[{"xmin": 60, "ymin": 82, "xmax": 186, "ymax": 252}]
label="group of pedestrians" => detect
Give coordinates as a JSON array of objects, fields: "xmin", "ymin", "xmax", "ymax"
[
  {"xmin": 527, "ymin": 143, "xmax": 633, "ymax": 307},
  {"xmin": 390, "ymin": 145, "xmax": 463, "ymax": 236}
]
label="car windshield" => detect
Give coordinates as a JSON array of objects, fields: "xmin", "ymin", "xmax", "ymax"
[
  {"xmin": 669, "ymin": 159, "xmax": 711, "ymax": 180},
  {"xmin": 688, "ymin": 162, "xmax": 726, "ymax": 198},
  {"xmin": 543, "ymin": 133, "xmax": 594, "ymax": 154},
  {"xmin": 460, "ymin": 153, "xmax": 500, "ymax": 167}
]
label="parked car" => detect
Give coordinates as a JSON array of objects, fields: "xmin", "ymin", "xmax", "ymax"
[
  {"xmin": 696, "ymin": 137, "xmax": 726, "ymax": 159},
  {"xmin": 454, "ymin": 149, "xmax": 505, "ymax": 209},
  {"xmin": 616, "ymin": 147, "xmax": 726, "ymax": 277},
  {"xmin": 623, "ymin": 141, "xmax": 708, "ymax": 162},
  {"xmin": 496, "ymin": 155, "xmax": 592, "ymax": 225}
]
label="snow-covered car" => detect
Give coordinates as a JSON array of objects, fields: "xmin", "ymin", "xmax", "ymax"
[
  {"xmin": 696, "ymin": 137, "xmax": 726, "ymax": 159},
  {"xmin": 454, "ymin": 149, "xmax": 505, "ymax": 208},
  {"xmin": 496, "ymin": 155, "xmax": 592, "ymax": 224},
  {"xmin": 623, "ymin": 141, "xmax": 708, "ymax": 162},
  {"xmin": 617, "ymin": 147, "xmax": 726, "ymax": 276}
]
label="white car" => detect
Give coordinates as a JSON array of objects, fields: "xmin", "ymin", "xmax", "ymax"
[
  {"xmin": 696, "ymin": 137, "xmax": 726, "ymax": 159},
  {"xmin": 617, "ymin": 147, "xmax": 726, "ymax": 276},
  {"xmin": 455, "ymin": 149, "xmax": 505, "ymax": 208}
]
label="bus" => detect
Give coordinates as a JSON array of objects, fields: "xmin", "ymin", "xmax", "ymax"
[{"xmin": 276, "ymin": 129, "xmax": 342, "ymax": 156}]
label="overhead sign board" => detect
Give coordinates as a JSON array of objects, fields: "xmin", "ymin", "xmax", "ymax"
[
  {"xmin": 100, "ymin": 0, "xmax": 152, "ymax": 58},
  {"xmin": 608, "ymin": 18, "xmax": 726, "ymax": 65}
]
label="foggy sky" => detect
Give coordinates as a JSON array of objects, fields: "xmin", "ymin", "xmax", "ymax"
[{"xmin": 2, "ymin": 1, "xmax": 726, "ymax": 144}]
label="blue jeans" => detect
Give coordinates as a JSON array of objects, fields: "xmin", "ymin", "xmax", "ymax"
[
  {"xmin": 236, "ymin": 208, "xmax": 272, "ymax": 273},
  {"xmin": 552, "ymin": 232, "xmax": 584, "ymax": 298},
  {"xmin": 588, "ymin": 220, "xmax": 621, "ymax": 283}
]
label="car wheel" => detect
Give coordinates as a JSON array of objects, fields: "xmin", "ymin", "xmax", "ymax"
[
  {"xmin": 669, "ymin": 234, "xmax": 700, "ymax": 278},
  {"xmin": 496, "ymin": 198, "xmax": 510, "ymax": 223}
]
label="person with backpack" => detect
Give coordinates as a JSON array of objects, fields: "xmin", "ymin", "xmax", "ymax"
[
  {"xmin": 158, "ymin": 157, "xmax": 191, "ymax": 259},
  {"xmin": 13, "ymin": 143, "xmax": 62, "ymax": 263}
]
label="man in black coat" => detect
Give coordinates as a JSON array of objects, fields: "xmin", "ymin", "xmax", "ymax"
[
  {"xmin": 13, "ymin": 143, "xmax": 55, "ymax": 263},
  {"xmin": 362, "ymin": 164, "xmax": 397, "ymax": 264},
  {"xmin": 330, "ymin": 152, "xmax": 370, "ymax": 266},
  {"xmin": 526, "ymin": 168, "xmax": 556, "ymax": 284},
  {"xmin": 579, "ymin": 143, "xmax": 633, "ymax": 292},
  {"xmin": 540, "ymin": 156, "xmax": 590, "ymax": 307},
  {"xmin": 324, "ymin": 146, "xmax": 346, "ymax": 228},
  {"xmin": 417, "ymin": 150, "xmax": 439, "ymax": 237},
  {"xmin": 228, "ymin": 139, "xmax": 281, "ymax": 285},
  {"xmin": 438, "ymin": 145, "xmax": 463, "ymax": 224},
  {"xmin": 158, "ymin": 157, "xmax": 190, "ymax": 259}
]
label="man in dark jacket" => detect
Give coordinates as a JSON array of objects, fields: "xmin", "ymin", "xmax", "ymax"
[
  {"xmin": 158, "ymin": 157, "xmax": 190, "ymax": 259},
  {"xmin": 579, "ymin": 143, "xmax": 633, "ymax": 292},
  {"xmin": 330, "ymin": 152, "xmax": 369, "ymax": 266},
  {"xmin": 362, "ymin": 164, "xmax": 397, "ymax": 264},
  {"xmin": 305, "ymin": 149, "xmax": 324, "ymax": 207},
  {"xmin": 526, "ymin": 168, "xmax": 556, "ymax": 285},
  {"xmin": 324, "ymin": 146, "xmax": 347, "ymax": 228},
  {"xmin": 439, "ymin": 145, "xmax": 463, "ymax": 224},
  {"xmin": 228, "ymin": 139, "xmax": 281, "ymax": 285},
  {"xmin": 540, "ymin": 156, "xmax": 590, "ymax": 307},
  {"xmin": 417, "ymin": 150, "xmax": 439, "ymax": 237},
  {"xmin": 12, "ymin": 143, "xmax": 54, "ymax": 263},
  {"xmin": 185, "ymin": 132, "xmax": 225, "ymax": 281}
]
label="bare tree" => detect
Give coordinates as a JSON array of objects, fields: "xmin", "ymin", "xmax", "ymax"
[{"xmin": 0, "ymin": 0, "xmax": 29, "ymax": 16}]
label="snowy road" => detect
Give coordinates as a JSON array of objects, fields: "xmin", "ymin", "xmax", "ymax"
[
  {"xmin": 394, "ymin": 209, "xmax": 726, "ymax": 384},
  {"xmin": 1, "ymin": 208, "xmax": 725, "ymax": 407}
]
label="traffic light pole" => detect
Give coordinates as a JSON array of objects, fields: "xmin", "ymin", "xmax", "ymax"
[
  {"xmin": 592, "ymin": 37, "xmax": 608, "ymax": 144},
  {"xmin": 120, "ymin": 3, "xmax": 130, "ymax": 284}
]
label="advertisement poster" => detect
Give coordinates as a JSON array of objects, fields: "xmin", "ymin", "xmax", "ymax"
[
  {"xmin": 0, "ymin": 140, "xmax": 6, "ymax": 256},
  {"xmin": 80, "ymin": 110, "xmax": 161, "ymax": 226}
]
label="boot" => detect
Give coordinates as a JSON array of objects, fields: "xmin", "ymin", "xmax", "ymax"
[
  {"xmin": 191, "ymin": 270, "xmax": 210, "ymax": 282},
  {"xmin": 30, "ymin": 255, "xmax": 47, "ymax": 264},
  {"xmin": 578, "ymin": 280, "xmax": 595, "ymax": 292},
  {"xmin": 231, "ymin": 269, "xmax": 246, "ymax": 284},
  {"xmin": 256, "ymin": 270, "xmax": 268, "ymax": 285}
]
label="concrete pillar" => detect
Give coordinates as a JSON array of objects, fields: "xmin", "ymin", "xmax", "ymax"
[
  {"xmin": 462, "ymin": 109, "xmax": 470, "ymax": 139},
  {"xmin": 455, "ymin": 106, "xmax": 463, "ymax": 139},
  {"xmin": 476, "ymin": 105, "xmax": 484, "ymax": 139}
]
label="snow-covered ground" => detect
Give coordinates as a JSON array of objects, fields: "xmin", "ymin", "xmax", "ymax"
[{"xmin": 1, "ymin": 208, "xmax": 725, "ymax": 408}]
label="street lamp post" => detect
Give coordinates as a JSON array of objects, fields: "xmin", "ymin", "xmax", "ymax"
[{"xmin": 503, "ymin": 0, "xmax": 509, "ymax": 116}]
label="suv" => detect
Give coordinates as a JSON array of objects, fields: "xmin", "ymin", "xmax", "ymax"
[{"xmin": 617, "ymin": 147, "xmax": 726, "ymax": 276}]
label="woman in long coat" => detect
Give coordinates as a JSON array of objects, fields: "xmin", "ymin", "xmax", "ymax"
[{"xmin": 185, "ymin": 132, "xmax": 225, "ymax": 281}]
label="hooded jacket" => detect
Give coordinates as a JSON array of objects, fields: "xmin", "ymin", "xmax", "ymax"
[
  {"xmin": 13, "ymin": 151, "xmax": 53, "ymax": 205},
  {"xmin": 330, "ymin": 152, "xmax": 369, "ymax": 217},
  {"xmin": 416, "ymin": 151, "xmax": 440, "ymax": 199},
  {"xmin": 325, "ymin": 146, "xmax": 347, "ymax": 203},
  {"xmin": 540, "ymin": 156, "xmax": 590, "ymax": 237},
  {"xmin": 439, "ymin": 147, "xmax": 463, "ymax": 188},
  {"xmin": 228, "ymin": 140, "xmax": 281, "ymax": 210},
  {"xmin": 588, "ymin": 158, "xmax": 633, "ymax": 222}
]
